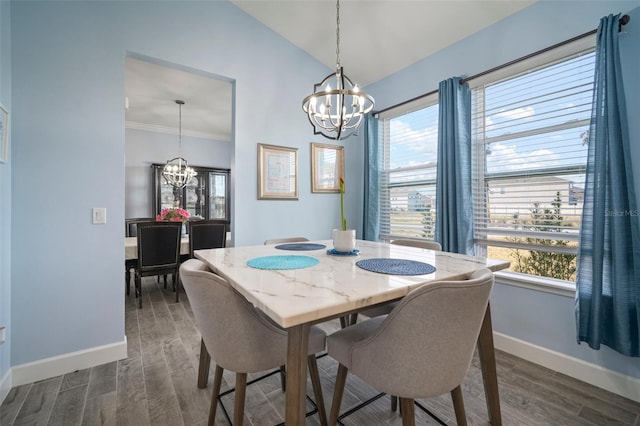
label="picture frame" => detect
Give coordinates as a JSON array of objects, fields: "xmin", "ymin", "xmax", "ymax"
[
  {"xmin": 0, "ymin": 105, "xmax": 8, "ymax": 164},
  {"xmin": 257, "ymin": 143, "xmax": 298, "ymax": 200},
  {"xmin": 311, "ymin": 143, "xmax": 344, "ymax": 193}
]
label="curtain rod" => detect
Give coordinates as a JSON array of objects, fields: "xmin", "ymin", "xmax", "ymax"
[{"xmin": 373, "ymin": 14, "xmax": 630, "ymax": 116}]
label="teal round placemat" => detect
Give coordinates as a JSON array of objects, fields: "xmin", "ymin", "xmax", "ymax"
[{"xmin": 247, "ymin": 255, "xmax": 319, "ymax": 270}]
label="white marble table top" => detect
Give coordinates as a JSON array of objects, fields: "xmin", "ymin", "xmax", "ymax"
[{"xmin": 195, "ymin": 239, "xmax": 510, "ymax": 328}]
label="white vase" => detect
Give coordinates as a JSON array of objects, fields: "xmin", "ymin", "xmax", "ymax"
[{"xmin": 333, "ymin": 229, "xmax": 356, "ymax": 252}]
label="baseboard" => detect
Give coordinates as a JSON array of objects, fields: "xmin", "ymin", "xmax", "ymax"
[
  {"xmin": 0, "ymin": 368, "xmax": 11, "ymax": 406},
  {"xmin": 11, "ymin": 337, "xmax": 127, "ymax": 387},
  {"xmin": 493, "ymin": 332, "xmax": 640, "ymax": 403}
]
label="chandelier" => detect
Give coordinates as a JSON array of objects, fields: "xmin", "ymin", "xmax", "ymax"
[
  {"xmin": 302, "ymin": 0, "xmax": 374, "ymax": 140},
  {"xmin": 163, "ymin": 100, "xmax": 197, "ymax": 188}
]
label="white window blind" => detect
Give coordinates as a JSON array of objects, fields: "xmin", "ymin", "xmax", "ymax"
[
  {"xmin": 379, "ymin": 99, "xmax": 439, "ymax": 240},
  {"xmin": 471, "ymin": 46, "xmax": 595, "ymax": 281}
]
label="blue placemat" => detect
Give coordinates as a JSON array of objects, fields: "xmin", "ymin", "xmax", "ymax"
[
  {"xmin": 247, "ymin": 255, "xmax": 319, "ymax": 270},
  {"xmin": 327, "ymin": 249, "xmax": 360, "ymax": 256},
  {"xmin": 356, "ymin": 258, "xmax": 436, "ymax": 275},
  {"xmin": 275, "ymin": 243, "xmax": 327, "ymax": 251}
]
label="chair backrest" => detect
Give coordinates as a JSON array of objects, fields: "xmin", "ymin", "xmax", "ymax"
[
  {"xmin": 179, "ymin": 259, "xmax": 289, "ymax": 373},
  {"xmin": 390, "ymin": 238, "xmax": 442, "ymax": 251},
  {"xmin": 264, "ymin": 237, "xmax": 309, "ymax": 245},
  {"xmin": 125, "ymin": 217, "xmax": 156, "ymax": 237},
  {"xmin": 188, "ymin": 220, "xmax": 226, "ymax": 257},
  {"xmin": 349, "ymin": 269, "xmax": 493, "ymax": 399},
  {"xmin": 136, "ymin": 222, "xmax": 182, "ymax": 273}
]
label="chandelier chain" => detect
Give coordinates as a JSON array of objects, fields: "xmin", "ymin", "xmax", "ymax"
[
  {"xmin": 178, "ymin": 102, "xmax": 183, "ymax": 156},
  {"xmin": 300, "ymin": 0, "xmax": 374, "ymax": 140},
  {"xmin": 336, "ymin": 0, "xmax": 340, "ymax": 68}
]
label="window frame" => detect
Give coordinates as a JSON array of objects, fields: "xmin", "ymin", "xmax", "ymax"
[
  {"xmin": 469, "ymin": 35, "xmax": 596, "ymax": 286},
  {"xmin": 376, "ymin": 92, "xmax": 440, "ymax": 242}
]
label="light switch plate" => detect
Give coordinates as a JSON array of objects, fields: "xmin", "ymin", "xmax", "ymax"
[
  {"xmin": 0, "ymin": 326, "xmax": 5, "ymax": 344},
  {"xmin": 92, "ymin": 207, "xmax": 107, "ymax": 224}
]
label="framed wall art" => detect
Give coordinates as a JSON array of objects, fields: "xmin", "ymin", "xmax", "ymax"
[
  {"xmin": 311, "ymin": 143, "xmax": 344, "ymax": 193},
  {"xmin": 257, "ymin": 143, "xmax": 298, "ymax": 200}
]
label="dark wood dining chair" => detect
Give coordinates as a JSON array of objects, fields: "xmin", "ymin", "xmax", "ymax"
[
  {"xmin": 188, "ymin": 220, "xmax": 227, "ymax": 258},
  {"xmin": 125, "ymin": 217, "xmax": 156, "ymax": 297},
  {"xmin": 125, "ymin": 217, "xmax": 156, "ymax": 237},
  {"xmin": 134, "ymin": 221, "xmax": 182, "ymax": 308}
]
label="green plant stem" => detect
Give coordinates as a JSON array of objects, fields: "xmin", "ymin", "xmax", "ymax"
[{"xmin": 340, "ymin": 194, "xmax": 346, "ymax": 231}]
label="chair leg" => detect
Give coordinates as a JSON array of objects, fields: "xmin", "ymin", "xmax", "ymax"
[
  {"xmin": 208, "ymin": 365, "xmax": 224, "ymax": 426},
  {"xmin": 125, "ymin": 269, "xmax": 130, "ymax": 296},
  {"xmin": 234, "ymin": 373, "xmax": 247, "ymax": 426},
  {"xmin": 175, "ymin": 272, "xmax": 180, "ymax": 303},
  {"xmin": 450, "ymin": 385, "xmax": 468, "ymax": 426},
  {"xmin": 279, "ymin": 365, "xmax": 286, "ymax": 392},
  {"xmin": 198, "ymin": 338, "xmax": 211, "ymax": 388},
  {"xmin": 391, "ymin": 395, "xmax": 398, "ymax": 412},
  {"xmin": 307, "ymin": 355, "xmax": 328, "ymax": 426},
  {"xmin": 329, "ymin": 364, "xmax": 348, "ymax": 426},
  {"xmin": 400, "ymin": 398, "xmax": 415, "ymax": 426},
  {"xmin": 135, "ymin": 273, "xmax": 142, "ymax": 309}
]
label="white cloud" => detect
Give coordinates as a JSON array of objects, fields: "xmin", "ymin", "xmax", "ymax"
[
  {"xmin": 487, "ymin": 143, "xmax": 561, "ymax": 172},
  {"xmin": 494, "ymin": 106, "xmax": 535, "ymax": 120}
]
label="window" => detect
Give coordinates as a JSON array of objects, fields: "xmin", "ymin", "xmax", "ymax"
[
  {"xmin": 471, "ymin": 42, "xmax": 595, "ymax": 281},
  {"xmin": 378, "ymin": 96, "xmax": 439, "ymax": 241}
]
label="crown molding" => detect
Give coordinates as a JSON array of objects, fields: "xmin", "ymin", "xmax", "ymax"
[{"xmin": 125, "ymin": 121, "xmax": 231, "ymax": 143}]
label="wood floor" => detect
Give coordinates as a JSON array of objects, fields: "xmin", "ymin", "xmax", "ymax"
[{"xmin": 2, "ymin": 277, "xmax": 639, "ymax": 426}]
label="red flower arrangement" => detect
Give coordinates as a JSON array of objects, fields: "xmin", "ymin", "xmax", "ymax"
[{"xmin": 156, "ymin": 207, "xmax": 190, "ymax": 222}]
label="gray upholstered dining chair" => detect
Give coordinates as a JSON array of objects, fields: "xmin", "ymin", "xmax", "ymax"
[
  {"xmin": 264, "ymin": 236, "xmax": 309, "ymax": 245},
  {"xmin": 390, "ymin": 238, "xmax": 442, "ymax": 251},
  {"xmin": 327, "ymin": 269, "xmax": 494, "ymax": 426},
  {"xmin": 356, "ymin": 238, "xmax": 442, "ymax": 320},
  {"xmin": 179, "ymin": 259, "xmax": 328, "ymax": 426}
]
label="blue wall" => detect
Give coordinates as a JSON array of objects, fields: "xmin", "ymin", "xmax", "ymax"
[
  {"xmin": 6, "ymin": 0, "xmax": 640, "ymax": 390},
  {"xmin": 0, "ymin": 0, "xmax": 12, "ymax": 394},
  {"xmin": 9, "ymin": 0, "xmax": 341, "ymax": 368},
  {"xmin": 366, "ymin": 0, "xmax": 640, "ymax": 378},
  {"xmin": 125, "ymin": 129, "xmax": 233, "ymax": 219}
]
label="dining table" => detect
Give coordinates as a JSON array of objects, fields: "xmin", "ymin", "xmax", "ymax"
[
  {"xmin": 124, "ymin": 232, "xmax": 232, "ymax": 260},
  {"xmin": 195, "ymin": 239, "xmax": 510, "ymax": 425},
  {"xmin": 124, "ymin": 236, "xmax": 190, "ymax": 260}
]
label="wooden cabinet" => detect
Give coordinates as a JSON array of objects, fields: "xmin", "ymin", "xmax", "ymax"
[{"xmin": 152, "ymin": 164, "xmax": 230, "ymax": 225}]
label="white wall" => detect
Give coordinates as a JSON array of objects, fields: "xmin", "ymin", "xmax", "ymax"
[
  {"xmin": 9, "ymin": 0, "xmax": 341, "ymax": 377},
  {"xmin": 365, "ymin": 0, "xmax": 640, "ymax": 386}
]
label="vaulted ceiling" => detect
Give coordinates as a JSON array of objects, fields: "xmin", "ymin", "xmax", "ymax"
[{"xmin": 125, "ymin": 1, "xmax": 536, "ymax": 139}]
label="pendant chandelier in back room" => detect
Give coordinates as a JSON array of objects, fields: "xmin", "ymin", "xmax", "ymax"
[
  {"xmin": 163, "ymin": 99, "xmax": 197, "ymax": 188},
  {"xmin": 302, "ymin": 0, "xmax": 375, "ymax": 140}
]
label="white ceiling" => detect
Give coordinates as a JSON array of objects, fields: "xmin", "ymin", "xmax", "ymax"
[
  {"xmin": 124, "ymin": 57, "xmax": 233, "ymax": 141},
  {"xmin": 125, "ymin": 0, "xmax": 536, "ymax": 139},
  {"xmin": 231, "ymin": 0, "xmax": 537, "ymax": 87}
]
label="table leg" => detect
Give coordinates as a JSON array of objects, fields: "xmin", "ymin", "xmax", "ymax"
[
  {"xmin": 286, "ymin": 324, "xmax": 310, "ymax": 425},
  {"xmin": 477, "ymin": 302, "xmax": 502, "ymax": 425}
]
